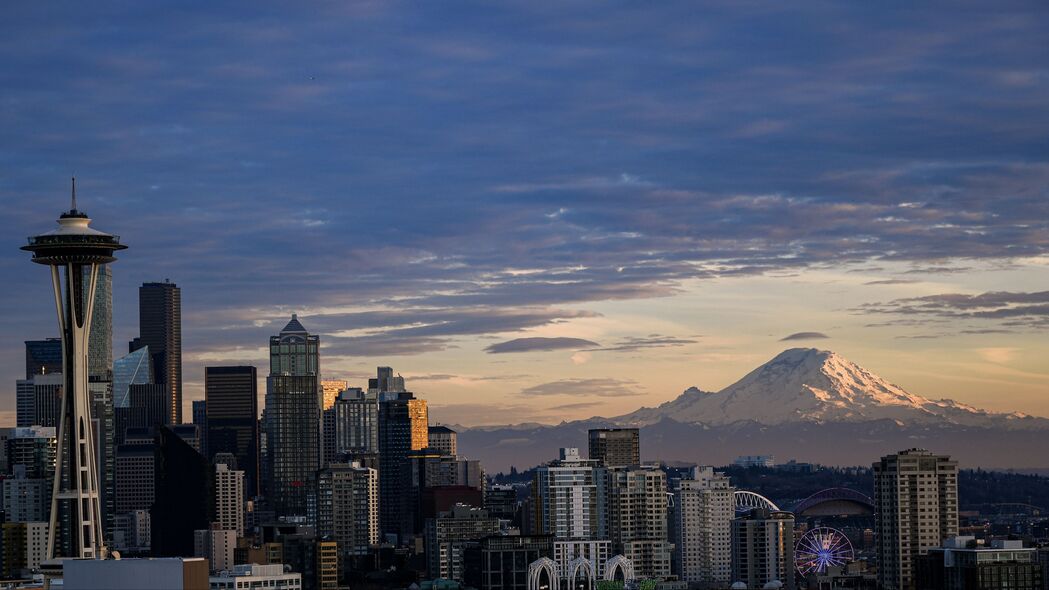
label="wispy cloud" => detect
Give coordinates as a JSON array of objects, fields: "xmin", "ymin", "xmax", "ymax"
[
  {"xmin": 519, "ymin": 378, "xmax": 642, "ymax": 398},
  {"xmin": 485, "ymin": 337, "xmax": 599, "ymax": 354}
]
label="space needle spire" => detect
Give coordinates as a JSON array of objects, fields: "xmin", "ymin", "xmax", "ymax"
[{"xmin": 22, "ymin": 183, "xmax": 127, "ymax": 560}]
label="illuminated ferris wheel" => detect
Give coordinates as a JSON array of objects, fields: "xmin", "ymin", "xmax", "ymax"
[{"xmin": 794, "ymin": 527, "xmax": 854, "ymax": 576}]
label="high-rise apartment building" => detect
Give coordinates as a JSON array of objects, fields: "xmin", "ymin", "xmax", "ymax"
[
  {"xmin": 137, "ymin": 281, "xmax": 182, "ymax": 424},
  {"xmin": 265, "ymin": 316, "xmax": 321, "ymax": 518},
  {"xmin": 378, "ymin": 391, "xmax": 428, "ymax": 541},
  {"xmin": 588, "ymin": 428, "xmax": 640, "ymax": 467},
  {"xmin": 314, "ymin": 462, "xmax": 379, "ymax": 556},
  {"xmin": 334, "ymin": 388, "xmax": 379, "ymax": 455},
  {"xmin": 731, "ymin": 508, "xmax": 796, "ymax": 590},
  {"xmin": 670, "ymin": 466, "xmax": 734, "ymax": 585},
  {"xmin": 428, "ymin": 425, "xmax": 458, "ymax": 457},
  {"xmin": 874, "ymin": 448, "xmax": 959, "ymax": 590},
  {"xmin": 206, "ymin": 366, "xmax": 260, "ymax": 498},
  {"xmin": 533, "ymin": 448, "xmax": 607, "ymax": 541},
  {"xmin": 5, "ymin": 426, "xmax": 57, "ymax": 479},
  {"xmin": 606, "ymin": 465, "xmax": 672, "ymax": 579},
  {"xmin": 214, "ymin": 462, "xmax": 245, "ymax": 537}
]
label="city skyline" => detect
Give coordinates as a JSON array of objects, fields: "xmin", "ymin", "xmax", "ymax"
[{"xmin": 3, "ymin": 2, "xmax": 1048, "ymax": 430}]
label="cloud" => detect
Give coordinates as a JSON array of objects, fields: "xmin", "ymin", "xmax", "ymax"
[
  {"xmin": 2, "ymin": 1, "xmax": 1049, "ymax": 415},
  {"xmin": 864, "ymin": 279, "xmax": 920, "ymax": 285},
  {"xmin": 570, "ymin": 351, "xmax": 592, "ymax": 365},
  {"xmin": 859, "ymin": 291, "xmax": 1049, "ymax": 329},
  {"xmin": 780, "ymin": 331, "xmax": 830, "ymax": 341},
  {"xmin": 485, "ymin": 337, "xmax": 599, "ymax": 354},
  {"xmin": 519, "ymin": 378, "xmax": 642, "ymax": 398},
  {"xmin": 592, "ymin": 334, "xmax": 699, "ymax": 352}
]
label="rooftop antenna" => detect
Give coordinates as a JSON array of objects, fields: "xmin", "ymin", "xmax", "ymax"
[{"xmin": 71, "ymin": 176, "xmax": 77, "ymax": 211}]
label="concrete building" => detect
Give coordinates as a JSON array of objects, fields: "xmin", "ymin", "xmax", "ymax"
[
  {"xmin": 425, "ymin": 504, "xmax": 501, "ymax": 581},
  {"xmin": 588, "ymin": 428, "xmax": 640, "ymax": 467},
  {"xmin": 215, "ymin": 462, "xmax": 246, "ymax": 537},
  {"xmin": 115, "ymin": 443, "xmax": 155, "ymax": 513},
  {"xmin": 731, "ymin": 509, "xmax": 795, "ymax": 590},
  {"xmin": 607, "ymin": 465, "xmax": 672, "ymax": 579},
  {"xmin": 62, "ymin": 557, "xmax": 209, "ymax": 590},
  {"xmin": 2, "ymin": 467, "xmax": 50, "ymax": 522},
  {"xmin": 113, "ymin": 509, "xmax": 152, "ymax": 553},
  {"xmin": 210, "ymin": 563, "xmax": 303, "ymax": 590},
  {"xmin": 0, "ymin": 521, "xmax": 48, "ymax": 577},
  {"xmin": 314, "ymin": 462, "xmax": 379, "ymax": 555},
  {"xmin": 428, "ymin": 425, "xmax": 458, "ymax": 457},
  {"xmin": 552, "ymin": 539, "xmax": 612, "ymax": 579},
  {"xmin": 5, "ymin": 425, "xmax": 56, "ymax": 478},
  {"xmin": 874, "ymin": 448, "xmax": 959, "ymax": 590},
  {"xmin": 916, "ymin": 537, "xmax": 1042, "ymax": 590},
  {"xmin": 670, "ymin": 466, "xmax": 734, "ymax": 585},
  {"xmin": 532, "ymin": 448, "xmax": 607, "ymax": 541},
  {"xmin": 195, "ymin": 527, "xmax": 238, "ymax": 573},
  {"xmin": 16, "ymin": 372, "xmax": 63, "ymax": 428}
]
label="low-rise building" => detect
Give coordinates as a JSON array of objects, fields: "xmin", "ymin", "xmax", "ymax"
[
  {"xmin": 916, "ymin": 537, "xmax": 1043, "ymax": 590},
  {"xmin": 210, "ymin": 563, "xmax": 303, "ymax": 590}
]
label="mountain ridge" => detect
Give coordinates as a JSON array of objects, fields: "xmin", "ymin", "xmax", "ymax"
[{"xmin": 455, "ymin": 348, "xmax": 1049, "ymax": 470}]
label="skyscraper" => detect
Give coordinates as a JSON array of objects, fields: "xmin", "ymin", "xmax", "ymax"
[
  {"xmin": 606, "ymin": 465, "xmax": 672, "ymax": 579},
  {"xmin": 378, "ymin": 391, "xmax": 428, "ymax": 541},
  {"xmin": 24, "ymin": 338, "xmax": 62, "ymax": 379},
  {"xmin": 206, "ymin": 366, "xmax": 260, "ymax": 498},
  {"xmin": 16, "ymin": 373, "xmax": 62, "ymax": 428},
  {"xmin": 334, "ymin": 388, "xmax": 379, "ymax": 455},
  {"xmin": 265, "ymin": 315, "xmax": 321, "ymax": 518},
  {"xmin": 137, "ymin": 281, "xmax": 182, "ymax": 424},
  {"xmin": 320, "ymin": 379, "xmax": 347, "ymax": 412},
  {"xmin": 731, "ymin": 508, "xmax": 796, "ymax": 590},
  {"xmin": 670, "ymin": 466, "xmax": 734, "ymax": 586},
  {"xmin": 22, "ymin": 185, "xmax": 126, "ymax": 559},
  {"xmin": 588, "ymin": 428, "xmax": 640, "ymax": 467},
  {"xmin": 112, "ymin": 347, "xmax": 152, "ymax": 409},
  {"xmin": 152, "ymin": 425, "xmax": 212, "ymax": 557},
  {"xmin": 874, "ymin": 448, "xmax": 960, "ymax": 590}
]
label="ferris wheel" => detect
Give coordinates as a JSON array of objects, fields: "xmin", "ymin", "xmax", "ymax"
[{"xmin": 794, "ymin": 527, "xmax": 854, "ymax": 576}]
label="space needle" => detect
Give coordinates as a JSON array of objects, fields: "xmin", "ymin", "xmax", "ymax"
[{"xmin": 22, "ymin": 179, "xmax": 126, "ymax": 559}]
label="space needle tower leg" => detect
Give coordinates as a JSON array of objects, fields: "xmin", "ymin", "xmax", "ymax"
[{"xmin": 23, "ymin": 179, "xmax": 126, "ymax": 560}]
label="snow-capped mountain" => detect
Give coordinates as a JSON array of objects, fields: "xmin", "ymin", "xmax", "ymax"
[
  {"xmin": 457, "ymin": 348, "xmax": 1049, "ymax": 471},
  {"xmin": 615, "ymin": 348, "xmax": 1040, "ymax": 429}
]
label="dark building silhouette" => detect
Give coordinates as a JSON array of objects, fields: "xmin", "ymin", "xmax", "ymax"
[
  {"xmin": 265, "ymin": 316, "xmax": 320, "ymax": 518},
  {"xmin": 192, "ymin": 400, "xmax": 207, "ymax": 456},
  {"xmin": 588, "ymin": 428, "xmax": 640, "ymax": 467},
  {"xmin": 206, "ymin": 366, "xmax": 260, "ymax": 498},
  {"xmin": 24, "ymin": 339, "xmax": 62, "ymax": 379},
  {"xmin": 378, "ymin": 391, "xmax": 428, "ymax": 541},
  {"xmin": 151, "ymin": 425, "xmax": 212, "ymax": 557},
  {"xmin": 137, "ymin": 281, "xmax": 182, "ymax": 424}
]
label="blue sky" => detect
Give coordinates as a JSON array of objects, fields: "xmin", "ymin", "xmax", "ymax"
[{"xmin": 2, "ymin": 1, "xmax": 1047, "ymax": 424}]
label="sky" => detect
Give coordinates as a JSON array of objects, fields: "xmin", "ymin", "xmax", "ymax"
[{"xmin": 1, "ymin": 1, "xmax": 1047, "ymax": 426}]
